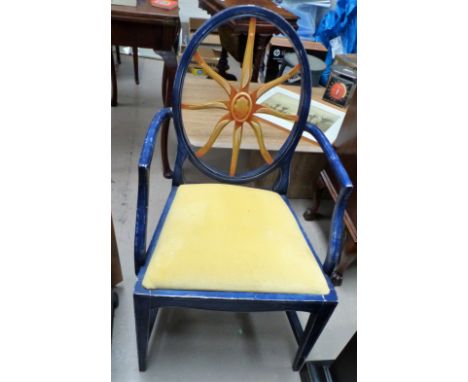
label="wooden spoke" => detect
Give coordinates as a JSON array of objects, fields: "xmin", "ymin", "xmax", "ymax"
[
  {"xmin": 193, "ymin": 51, "xmax": 235, "ymax": 96},
  {"xmin": 254, "ymin": 106, "xmax": 298, "ymax": 122},
  {"xmin": 240, "ymin": 18, "xmax": 256, "ymax": 91},
  {"xmin": 248, "ymin": 117, "xmax": 273, "ymax": 164},
  {"xmin": 254, "ymin": 64, "xmax": 301, "ymax": 98},
  {"xmin": 229, "ymin": 123, "xmax": 243, "ymax": 176},
  {"xmin": 182, "ymin": 100, "xmax": 229, "ymax": 110},
  {"xmin": 195, "ymin": 113, "xmax": 232, "ymax": 158},
  {"xmin": 186, "ymin": 29, "xmax": 302, "ymax": 176}
]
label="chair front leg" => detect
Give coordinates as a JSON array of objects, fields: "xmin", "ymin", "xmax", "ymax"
[
  {"xmin": 134, "ymin": 294, "xmax": 151, "ymax": 372},
  {"xmin": 292, "ymin": 303, "xmax": 337, "ymax": 371}
]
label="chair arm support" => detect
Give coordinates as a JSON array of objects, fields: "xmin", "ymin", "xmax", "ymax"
[
  {"xmin": 304, "ymin": 123, "xmax": 354, "ymax": 275},
  {"xmin": 134, "ymin": 108, "xmax": 173, "ymax": 275}
]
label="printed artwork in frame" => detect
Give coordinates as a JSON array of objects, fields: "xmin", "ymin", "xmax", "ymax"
[
  {"xmin": 256, "ymin": 86, "xmax": 345, "ymax": 144},
  {"xmin": 323, "ymin": 74, "xmax": 356, "ymax": 107}
]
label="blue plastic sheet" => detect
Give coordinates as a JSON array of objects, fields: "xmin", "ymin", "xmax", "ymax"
[
  {"xmin": 277, "ymin": 1, "xmax": 322, "ymax": 40},
  {"xmin": 314, "ymin": 0, "xmax": 357, "ymax": 84}
]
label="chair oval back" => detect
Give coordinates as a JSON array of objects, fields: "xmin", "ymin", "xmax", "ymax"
[{"xmin": 172, "ymin": 5, "xmax": 312, "ymax": 185}]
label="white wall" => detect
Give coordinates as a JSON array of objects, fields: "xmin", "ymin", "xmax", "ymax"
[{"xmin": 178, "ymin": 0, "xmax": 210, "ymax": 23}]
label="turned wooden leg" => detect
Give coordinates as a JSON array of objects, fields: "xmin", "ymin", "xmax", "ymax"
[
  {"xmin": 304, "ymin": 175, "xmax": 325, "ymax": 221},
  {"xmin": 111, "ymin": 52, "xmax": 117, "ymax": 107},
  {"xmin": 215, "ymin": 47, "xmax": 237, "ymax": 81},
  {"xmin": 115, "ymin": 45, "xmax": 121, "ymax": 64},
  {"xmin": 155, "ymin": 49, "xmax": 177, "ymax": 178},
  {"xmin": 251, "ymin": 34, "xmax": 270, "ymax": 82},
  {"xmin": 331, "ymin": 236, "xmax": 357, "ymax": 286},
  {"xmin": 132, "ymin": 46, "xmax": 139, "ymax": 85},
  {"xmin": 111, "ymin": 290, "xmax": 119, "ymax": 336}
]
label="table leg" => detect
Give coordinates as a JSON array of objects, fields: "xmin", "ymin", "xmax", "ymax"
[
  {"xmin": 251, "ymin": 34, "xmax": 271, "ymax": 83},
  {"xmin": 216, "ymin": 48, "xmax": 237, "ymax": 81},
  {"xmin": 331, "ymin": 237, "xmax": 357, "ymax": 286},
  {"xmin": 111, "ymin": 51, "xmax": 117, "ymax": 107},
  {"xmin": 115, "ymin": 45, "xmax": 121, "ymax": 64},
  {"xmin": 132, "ymin": 46, "xmax": 139, "ymax": 85},
  {"xmin": 156, "ymin": 49, "xmax": 177, "ymax": 178},
  {"xmin": 304, "ymin": 175, "xmax": 325, "ymax": 221}
]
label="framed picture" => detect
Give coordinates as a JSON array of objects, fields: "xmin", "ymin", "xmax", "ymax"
[
  {"xmin": 323, "ymin": 71, "xmax": 356, "ymax": 107},
  {"xmin": 256, "ymin": 86, "xmax": 346, "ymax": 144}
]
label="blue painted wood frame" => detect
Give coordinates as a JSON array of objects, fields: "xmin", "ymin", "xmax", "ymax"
[
  {"xmin": 134, "ymin": 107, "xmax": 172, "ymax": 274},
  {"xmin": 304, "ymin": 123, "xmax": 353, "ymax": 274},
  {"xmin": 171, "ymin": 5, "xmax": 312, "ymax": 187},
  {"xmin": 132, "ymin": 5, "xmax": 354, "ymax": 373},
  {"xmin": 134, "ymin": 118, "xmax": 353, "ymax": 278},
  {"xmin": 135, "ymin": 186, "xmax": 338, "ymax": 309}
]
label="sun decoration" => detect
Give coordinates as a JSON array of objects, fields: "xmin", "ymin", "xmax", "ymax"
[{"xmin": 182, "ymin": 18, "xmax": 301, "ymax": 176}]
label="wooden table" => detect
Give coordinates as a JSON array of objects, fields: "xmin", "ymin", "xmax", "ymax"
[
  {"xmin": 198, "ymin": 0, "xmax": 298, "ymax": 82},
  {"xmin": 112, "ymin": 0, "xmax": 180, "ymax": 176},
  {"xmin": 182, "ymin": 76, "xmax": 348, "ymax": 197},
  {"xmin": 182, "ymin": 76, "xmax": 344, "ymax": 153}
]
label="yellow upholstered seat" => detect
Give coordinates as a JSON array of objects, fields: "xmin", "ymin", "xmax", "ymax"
[{"xmin": 142, "ymin": 184, "xmax": 330, "ymax": 295}]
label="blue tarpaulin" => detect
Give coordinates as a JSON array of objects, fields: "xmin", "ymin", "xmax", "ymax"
[
  {"xmin": 313, "ymin": 0, "xmax": 357, "ymax": 84},
  {"xmin": 276, "ymin": 0, "xmax": 357, "ymax": 84}
]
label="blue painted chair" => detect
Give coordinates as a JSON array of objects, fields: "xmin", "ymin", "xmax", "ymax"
[{"xmin": 133, "ymin": 5, "xmax": 353, "ymax": 373}]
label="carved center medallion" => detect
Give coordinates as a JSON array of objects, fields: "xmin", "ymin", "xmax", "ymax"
[{"xmin": 231, "ymin": 92, "xmax": 252, "ymax": 122}]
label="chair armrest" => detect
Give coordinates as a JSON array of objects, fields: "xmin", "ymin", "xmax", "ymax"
[
  {"xmin": 304, "ymin": 123, "xmax": 354, "ymax": 275},
  {"xmin": 134, "ymin": 108, "xmax": 173, "ymax": 275}
]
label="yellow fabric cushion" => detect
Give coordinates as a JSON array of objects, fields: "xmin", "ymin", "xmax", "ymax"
[{"xmin": 142, "ymin": 184, "xmax": 329, "ymax": 295}]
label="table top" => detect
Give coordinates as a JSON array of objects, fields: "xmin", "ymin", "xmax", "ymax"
[
  {"xmin": 181, "ymin": 76, "xmax": 346, "ymax": 153},
  {"xmin": 112, "ymin": 0, "xmax": 179, "ymax": 23},
  {"xmin": 199, "ymin": 0, "xmax": 298, "ymax": 32}
]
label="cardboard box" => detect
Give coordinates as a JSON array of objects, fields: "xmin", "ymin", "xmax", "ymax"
[
  {"xmin": 333, "ymin": 53, "xmax": 357, "ymax": 70},
  {"xmin": 179, "ymin": 45, "xmax": 221, "ymax": 68},
  {"xmin": 179, "ymin": 18, "xmax": 222, "ymax": 73},
  {"xmin": 188, "ymin": 18, "xmax": 221, "ymax": 46}
]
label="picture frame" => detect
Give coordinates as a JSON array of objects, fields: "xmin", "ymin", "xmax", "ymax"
[
  {"xmin": 323, "ymin": 70, "xmax": 357, "ymax": 108},
  {"xmin": 256, "ymin": 86, "xmax": 346, "ymax": 144}
]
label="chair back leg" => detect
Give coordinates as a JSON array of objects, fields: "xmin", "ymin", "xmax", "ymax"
[
  {"xmin": 292, "ymin": 303, "xmax": 337, "ymax": 371},
  {"xmin": 286, "ymin": 311, "xmax": 304, "ymax": 344}
]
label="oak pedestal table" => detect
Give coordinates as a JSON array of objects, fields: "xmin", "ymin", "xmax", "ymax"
[{"xmin": 198, "ymin": 0, "xmax": 298, "ymax": 82}]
